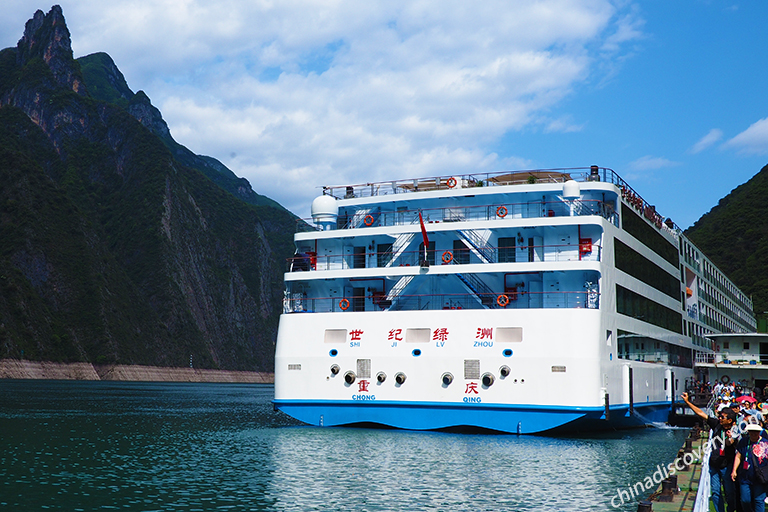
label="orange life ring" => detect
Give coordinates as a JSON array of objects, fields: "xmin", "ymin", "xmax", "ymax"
[
  {"xmin": 497, "ymin": 294, "xmax": 509, "ymax": 307},
  {"xmin": 447, "ymin": 177, "xmax": 457, "ymax": 189},
  {"xmin": 339, "ymin": 298, "xmax": 350, "ymax": 311},
  {"xmin": 442, "ymin": 251, "xmax": 453, "ymax": 264},
  {"xmin": 496, "ymin": 205, "xmax": 508, "ymax": 218},
  {"xmin": 363, "ymin": 214, "xmax": 374, "ymax": 226}
]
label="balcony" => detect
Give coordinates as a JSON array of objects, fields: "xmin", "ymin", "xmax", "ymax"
[
  {"xmin": 297, "ymin": 199, "xmax": 618, "ymax": 232},
  {"xmin": 283, "ymin": 290, "xmax": 600, "ymax": 314},
  {"xmin": 288, "ymin": 243, "xmax": 602, "ymax": 272}
]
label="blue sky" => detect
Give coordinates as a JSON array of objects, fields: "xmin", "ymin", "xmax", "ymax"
[{"xmin": 2, "ymin": 0, "xmax": 767, "ymax": 228}]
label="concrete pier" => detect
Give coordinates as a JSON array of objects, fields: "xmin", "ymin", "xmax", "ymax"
[{"xmin": 640, "ymin": 428, "xmax": 711, "ymax": 512}]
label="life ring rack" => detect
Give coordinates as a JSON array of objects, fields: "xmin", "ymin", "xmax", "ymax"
[
  {"xmin": 721, "ymin": 375, "xmax": 730, "ymax": 384},
  {"xmin": 496, "ymin": 205, "xmax": 508, "ymax": 218},
  {"xmin": 442, "ymin": 251, "xmax": 453, "ymax": 264},
  {"xmin": 363, "ymin": 214, "xmax": 374, "ymax": 226},
  {"xmin": 339, "ymin": 298, "xmax": 350, "ymax": 311},
  {"xmin": 497, "ymin": 294, "xmax": 510, "ymax": 307},
  {"xmin": 447, "ymin": 177, "xmax": 457, "ymax": 189}
]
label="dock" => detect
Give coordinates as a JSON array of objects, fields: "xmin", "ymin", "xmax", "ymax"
[{"xmin": 635, "ymin": 426, "xmax": 712, "ymax": 512}]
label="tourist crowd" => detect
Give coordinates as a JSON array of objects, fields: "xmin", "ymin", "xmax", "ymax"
[
  {"xmin": 685, "ymin": 378, "xmax": 768, "ymax": 404},
  {"xmin": 682, "ymin": 389, "xmax": 768, "ymax": 512}
]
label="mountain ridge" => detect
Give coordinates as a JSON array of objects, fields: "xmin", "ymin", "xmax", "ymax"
[
  {"xmin": 685, "ymin": 163, "xmax": 768, "ymax": 317},
  {"xmin": 0, "ymin": 5, "xmax": 296, "ymax": 371}
]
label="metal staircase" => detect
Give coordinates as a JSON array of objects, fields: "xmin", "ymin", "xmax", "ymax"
[
  {"xmin": 385, "ymin": 233, "xmax": 416, "ymax": 267},
  {"xmin": 455, "ymin": 272, "xmax": 496, "ymax": 308},
  {"xmin": 386, "ymin": 275, "xmax": 414, "ymax": 310},
  {"xmin": 458, "ymin": 229, "xmax": 495, "ymax": 263}
]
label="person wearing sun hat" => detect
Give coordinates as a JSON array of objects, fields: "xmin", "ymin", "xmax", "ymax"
[
  {"xmin": 683, "ymin": 392, "xmax": 739, "ymax": 512},
  {"xmin": 732, "ymin": 419, "xmax": 768, "ymax": 512}
]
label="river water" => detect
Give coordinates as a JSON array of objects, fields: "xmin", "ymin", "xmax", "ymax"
[{"xmin": 0, "ymin": 380, "xmax": 689, "ymax": 511}]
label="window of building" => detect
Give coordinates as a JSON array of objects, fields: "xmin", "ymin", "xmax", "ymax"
[
  {"xmin": 498, "ymin": 237, "xmax": 516, "ymax": 263},
  {"xmin": 353, "ymin": 247, "xmax": 366, "ymax": 269},
  {"xmin": 418, "ymin": 241, "xmax": 436, "ymax": 266},
  {"xmin": 377, "ymin": 243, "xmax": 393, "ymax": 267},
  {"xmin": 453, "ymin": 240, "xmax": 470, "ymax": 264},
  {"xmin": 352, "ymin": 287, "xmax": 366, "ymax": 312}
]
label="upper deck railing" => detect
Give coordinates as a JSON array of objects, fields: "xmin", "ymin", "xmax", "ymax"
[
  {"xmin": 297, "ymin": 198, "xmax": 618, "ymax": 233},
  {"xmin": 299, "ymin": 166, "xmax": 683, "ymax": 234},
  {"xmin": 319, "ymin": 166, "xmax": 616, "ymax": 199}
]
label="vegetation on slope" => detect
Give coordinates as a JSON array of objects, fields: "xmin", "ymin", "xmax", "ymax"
[{"xmin": 686, "ymin": 163, "xmax": 768, "ymax": 318}]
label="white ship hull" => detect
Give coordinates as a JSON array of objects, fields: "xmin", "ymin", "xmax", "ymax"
[
  {"xmin": 274, "ymin": 167, "xmax": 752, "ymax": 433},
  {"xmin": 276, "ymin": 310, "xmax": 682, "ymax": 433}
]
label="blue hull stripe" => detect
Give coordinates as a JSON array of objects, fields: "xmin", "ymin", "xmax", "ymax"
[{"xmin": 274, "ymin": 400, "xmax": 672, "ymax": 434}]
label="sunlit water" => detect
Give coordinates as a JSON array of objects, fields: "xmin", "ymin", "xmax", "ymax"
[{"xmin": 0, "ymin": 380, "xmax": 688, "ymax": 511}]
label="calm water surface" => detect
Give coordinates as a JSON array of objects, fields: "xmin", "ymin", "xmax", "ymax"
[{"xmin": 0, "ymin": 380, "xmax": 687, "ymax": 511}]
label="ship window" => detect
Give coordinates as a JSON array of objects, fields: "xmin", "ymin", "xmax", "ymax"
[
  {"xmin": 324, "ymin": 329, "xmax": 347, "ymax": 343},
  {"xmin": 377, "ymin": 243, "xmax": 393, "ymax": 267},
  {"xmin": 498, "ymin": 237, "xmax": 516, "ymax": 263},
  {"xmin": 418, "ymin": 241, "xmax": 436, "ymax": 266},
  {"xmin": 496, "ymin": 327, "xmax": 523, "ymax": 342},
  {"xmin": 353, "ymin": 247, "xmax": 366, "ymax": 269},
  {"xmin": 352, "ymin": 287, "xmax": 365, "ymax": 312},
  {"xmin": 724, "ymin": 342, "xmax": 730, "ymax": 349},
  {"xmin": 744, "ymin": 342, "xmax": 750, "ymax": 350},
  {"xmin": 406, "ymin": 328, "xmax": 430, "ymax": 343},
  {"xmin": 453, "ymin": 240, "xmax": 470, "ymax": 264},
  {"xmin": 616, "ymin": 284, "xmax": 683, "ymax": 334},
  {"xmin": 621, "ymin": 204, "xmax": 678, "ymax": 266},
  {"xmin": 615, "ymin": 239, "xmax": 680, "ymax": 300}
]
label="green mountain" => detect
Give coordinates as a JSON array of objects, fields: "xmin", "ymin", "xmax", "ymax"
[
  {"xmin": 0, "ymin": 6, "xmax": 296, "ymax": 370},
  {"xmin": 78, "ymin": 51, "xmax": 287, "ymax": 211},
  {"xmin": 685, "ymin": 163, "xmax": 768, "ymax": 319}
]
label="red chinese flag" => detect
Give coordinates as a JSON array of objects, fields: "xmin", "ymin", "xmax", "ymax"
[{"xmin": 418, "ymin": 211, "xmax": 429, "ymax": 247}]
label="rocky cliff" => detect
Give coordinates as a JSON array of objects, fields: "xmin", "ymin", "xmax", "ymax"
[{"xmin": 0, "ymin": 6, "xmax": 296, "ymax": 371}]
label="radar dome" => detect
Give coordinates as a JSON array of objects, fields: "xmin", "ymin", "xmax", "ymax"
[
  {"xmin": 311, "ymin": 194, "xmax": 339, "ymax": 227},
  {"xmin": 562, "ymin": 180, "xmax": 580, "ymax": 199}
]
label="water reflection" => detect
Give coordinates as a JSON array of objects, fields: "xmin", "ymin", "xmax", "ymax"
[{"xmin": 0, "ymin": 380, "xmax": 685, "ymax": 511}]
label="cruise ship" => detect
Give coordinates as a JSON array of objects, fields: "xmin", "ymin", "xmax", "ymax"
[{"xmin": 273, "ymin": 166, "xmax": 756, "ymax": 434}]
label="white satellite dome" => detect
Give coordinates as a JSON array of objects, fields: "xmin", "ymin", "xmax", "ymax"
[
  {"xmin": 311, "ymin": 194, "xmax": 339, "ymax": 227},
  {"xmin": 562, "ymin": 180, "xmax": 581, "ymax": 199}
]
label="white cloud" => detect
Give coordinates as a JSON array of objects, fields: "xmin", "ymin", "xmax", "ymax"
[
  {"xmin": 601, "ymin": 6, "xmax": 645, "ymax": 53},
  {"xmin": 2, "ymin": 0, "xmax": 646, "ymax": 217},
  {"xmin": 543, "ymin": 116, "xmax": 586, "ymax": 133},
  {"xmin": 690, "ymin": 128, "xmax": 723, "ymax": 154},
  {"xmin": 723, "ymin": 117, "xmax": 768, "ymax": 156},
  {"xmin": 627, "ymin": 155, "xmax": 680, "ymax": 171}
]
